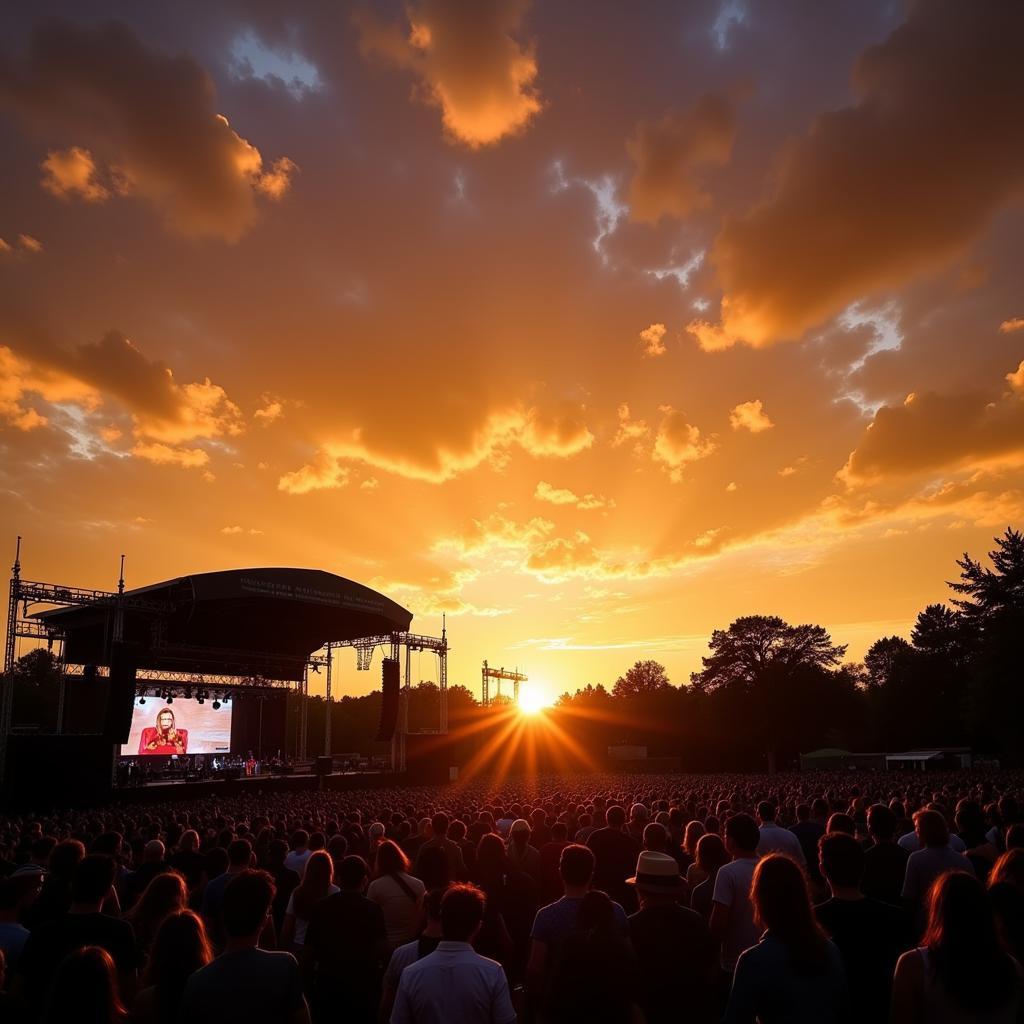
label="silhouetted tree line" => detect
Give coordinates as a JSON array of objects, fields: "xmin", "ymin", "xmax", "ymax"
[{"xmin": 9, "ymin": 528, "xmax": 1024, "ymax": 771}]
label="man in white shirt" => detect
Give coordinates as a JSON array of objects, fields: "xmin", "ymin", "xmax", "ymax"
[
  {"xmin": 755, "ymin": 802, "xmax": 806, "ymax": 864},
  {"xmin": 391, "ymin": 885, "xmax": 515, "ymax": 1024},
  {"xmin": 710, "ymin": 813, "xmax": 762, "ymax": 974},
  {"xmin": 284, "ymin": 830, "xmax": 312, "ymax": 876}
]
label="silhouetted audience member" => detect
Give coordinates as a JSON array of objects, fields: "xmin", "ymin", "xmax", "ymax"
[
  {"xmin": 628, "ymin": 850, "xmax": 716, "ymax": 1023},
  {"xmin": 546, "ymin": 890, "xmax": 639, "ymax": 1024},
  {"xmin": 179, "ymin": 869, "xmax": 308, "ymax": 1024},
  {"xmin": 861, "ymin": 804, "xmax": 909, "ymax": 905},
  {"xmin": 302, "ymin": 855, "xmax": 387, "ymax": 1024},
  {"xmin": 368, "ymin": 840, "xmax": 425, "ymax": 950},
  {"xmin": 711, "ymin": 813, "xmax": 761, "ymax": 975},
  {"xmin": 814, "ymin": 832, "xmax": 906, "ymax": 1020},
  {"xmin": 902, "ymin": 810, "xmax": 974, "ymax": 906},
  {"xmin": 130, "ymin": 909, "xmax": 211, "ymax": 1024},
  {"xmin": 724, "ymin": 855, "xmax": 848, "ymax": 1023},
  {"xmin": 891, "ymin": 871, "xmax": 1021, "ymax": 1023},
  {"xmin": 586, "ymin": 805, "xmax": 640, "ymax": 911},
  {"xmin": 18, "ymin": 854, "xmax": 137, "ymax": 1013},
  {"xmin": 391, "ymin": 884, "xmax": 515, "ymax": 1024},
  {"xmin": 41, "ymin": 945, "xmax": 128, "ymax": 1024}
]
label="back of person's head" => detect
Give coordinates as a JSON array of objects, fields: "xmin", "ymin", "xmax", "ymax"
[
  {"xmin": 476, "ymin": 832, "xmax": 505, "ymax": 875},
  {"xmin": 72, "ymin": 855, "xmax": 116, "ymax": 906},
  {"xmin": 223, "ymin": 870, "xmax": 275, "ymax": 940},
  {"xmin": 560, "ymin": 844, "xmax": 595, "ymax": 888},
  {"xmin": 328, "ymin": 835, "xmax": 349, "ymax": 864},
  {"xmin": 417, "ymin": 845, "xmax": 450, "ymax": 889},
  {"xmin": 924, "ymin": 870, "xmax": 1016, "ymax": 1013},
  {"xmin": 577, "ymin": 889, "xmax": 615, "ymax": 933},
  {"xmin": 290, "ymin": 829, "xmax": 309, "ymax": 850},
  {"xmin": 431, "ymin": 812, "xmax": 449, "ymax": 836},
  {"xmin": 144, "ymin": 839, "xmax": 165, "ymax": 863},
  {"xmin": 42, "ymin": 945, "xmax": 125, "ymax": 1024},
  {"xmin": 796, "ymin": 803, "xmax": 811, "ymax": 822},
  {"xmin": 695, "ymin": 832, "xmax": 729, "ymax": 875},
  {"xmin": 990, "ymin": 848, "xmax": 1024, "ymax": 890},
  {"xmin": 424, "ymin": 886, "xmax": 447, "ymax": 922},
  {"xmin": 227, "ymin": 838, "xmax": 253, "ymax": 868},
  {"xmin": 757, "ymin": 800, "xmax": 776, "ymax": 823},
  {"xmin": 826, "ymin": 812, "xmax": 855, "ymax": 836},
  {"xmin": 811, "ymin": 798, "xmax": 829, "ymax": 820},
  {"xmin": 867, "ymin": 803, "xmax": 895, "ymax": 840},
  {"xmin": 606, "ymin": 805, "xmax": 626, "ymax": 829},
  {"xmin": 642, "ymin": 822, "xmax": 667, "ymax": 852},
  {"xmin": 129, "ymin": 871, "xmax": 187, "ymax": 926},
  {"xmin": 337, "ymin": 854, "xmax": 369, "ymax": 891},
  {"xmin": 376, "ymin": 839, "xmax": 409, "ymax": 876},
  {"xmin": 266, "ymin": 838, "xmax": 288, "ymax": 867},
  {"xmin": 915, "ymin": 809, "xmax": 949, "ymax": 848},
  {"xmin": 449, "ymin": 819, "xmax": 466, "ymax": 841},
  {"xmin": 818, "ymin": 832, "xmax": 864, "ymax": 889},
  {"xmin": 1005, "ymin": 823, "xmax": 1024, "ymax": 851},
  {"xmin": 31, "ymin": 835, "xmax": 57, "ymax": 863},
  {"xmin": 752, "ymin": 856, "xmax": 827, "ymax": 973},
  {"xmin": 50, "ymin": 839, "xmax": 86, "ymax": 880},
  {"xmin": 440, "ymin": 884, "xmax": 485, "ymax": 942},
  {"xmin": 144, "ymin": 909, "xmax": 212, "ymax": 989},
  {"xmin": 725, "ymin": 813, "xmax": 759, "ymax": 855}
]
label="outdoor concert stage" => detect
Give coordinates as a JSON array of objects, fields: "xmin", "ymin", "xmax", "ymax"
[{"xmin": 2, "ymin": 554, "xmax": 451, "ymax": 807}]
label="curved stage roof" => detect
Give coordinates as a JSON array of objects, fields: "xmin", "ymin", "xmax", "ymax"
[{"xmin": 37, "ymin": 568, "xmax": 413, "ymax": 681}]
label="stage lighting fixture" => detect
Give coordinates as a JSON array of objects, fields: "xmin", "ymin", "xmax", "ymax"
[
  {"xmin": 138, "ymin": 696, "xmax": 146, "ymax": 705},
  {"xmin": 212, "ymin": 699, "xmax": 221, "ymax": 710},
  {"xmin": 166, "ymin": 694, "xmax": 173, "ymax": 704},
  {"xmin": 184, "ymin": 687, "xmax": 193, "ymax": 699},
  {"xmin": 197, "ymin": 695, "xmax": 205, "ymax": 704}
]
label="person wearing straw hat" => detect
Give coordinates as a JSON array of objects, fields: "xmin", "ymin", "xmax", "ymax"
[{"xmin": 627, "ymin": 851, "xmax": 717, "ymax": 1023}]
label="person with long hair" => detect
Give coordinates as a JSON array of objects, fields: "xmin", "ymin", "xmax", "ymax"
[
  {"xmin": 689, "ymin": 833, "xmax": 730, "ymax": 922},
  {"xmin": 366, "ymin": 840, "xmax": 425, "ymax": 950},
  {"xmin": 131, "ymin": 910, "xmax": 212, "ymax": 1024},
  {"xmin": 41, "ymin": 946, "xmax": 128, "ymax": 1024},
  {"xmin": 281, "ymin": 850, "xmax": 338, "ymax": 951},
  {"xmin": 723, "ymin": 855, "xmax": 848, "ymax": 1023},
  {"xmin": 989, "ymin": 849, "xmax": 1024, "ymax": 965},
  {"xmin": 892, "ymin": 871, "xmax": 1022, "ymax": 1023},
  {"xmin": 125, "ymin": 871, "xmax": 188, "ymax": 964},
  {"xmin": 139, "ymin": 708, "xmax": 187, "ymax": 755}
]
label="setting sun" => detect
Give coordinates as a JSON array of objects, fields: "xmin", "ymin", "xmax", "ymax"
[{"xmin": 518, "ymin": 686, "xmax": 549, "ymax": 715}]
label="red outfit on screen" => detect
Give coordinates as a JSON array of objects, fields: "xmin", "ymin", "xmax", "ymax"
[{"xmin": 138, "ymin": 727, "xmax": 188, "ymax": 755}]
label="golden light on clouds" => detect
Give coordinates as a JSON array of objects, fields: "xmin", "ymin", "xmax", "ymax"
[{"xmin": 1, "ymin": 1, "xmax": 1023, "ymax": 705}]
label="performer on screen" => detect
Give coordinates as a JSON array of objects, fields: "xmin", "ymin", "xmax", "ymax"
[{"xmin": 139, "ymin": 707, "xmax": 188, "ymax": 755}]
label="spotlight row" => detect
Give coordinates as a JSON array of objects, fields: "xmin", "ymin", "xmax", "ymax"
[{"xmin": 137, "ymin": 687, "xmax": 232, "ymax": 709}]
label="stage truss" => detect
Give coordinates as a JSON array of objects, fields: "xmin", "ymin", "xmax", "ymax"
[{"xmin": 1, "ymin": 539, "xmax": 448, "ymax": 784}]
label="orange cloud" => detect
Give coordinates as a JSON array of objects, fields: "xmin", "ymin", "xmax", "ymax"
[
  {"xmin": 1006, "ymin": 360, "xmax": 1024, "ymax": 394},
  {"xmin": 278, "ymin": 450, "xmax": 350, "ymax": 495},
  {"xmin": 652, "ymin": 408, "xmax": 716, "ymax": 479},
  {"xmin": 627, "ymin": 94, "xmax": 735, "ymax": 223},
  {"xmin": 1001, "ymin": 318, "xmax": 1024, "ymax": 334},
  {"xmin": 131, "ymin": 441, "xmax": 209, "ymax": 469},
  {"xmin": 0, "ymin": 345, "xmax": 96, "ymax": 430},
  {"xmin": 280, "ymin": 403, "xmax": 592, "ymax": 488},
  {"xmin": 40, "ymin": 146, "xmax": 109, "ymax": 201},
  {"xmin": 841, "ymin": 381, "xmax": 1024, "ymax": 482},
  {"xmin": 730, "ymin": 399, "xmax": 774, "ymax": 433},
  {"xmin": 639, "ymin": 323, "xmax": 667, "ymax": 357},
  {"xmin": 355, "ymin": 0, "xmax": 541, "ymax": 147},
  {"xmin": 1, "ymin": 21, "xmax": 294, "ymax": 241},
  {"xmin": 702, "ymin": 2, "xmax": 1024, "ymax": 347},
  {"xmin": 534, "ymin": 481, "xmax": 613, "ymax": 510}
]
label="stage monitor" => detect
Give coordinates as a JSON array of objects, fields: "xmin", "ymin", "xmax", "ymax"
[{"xmin": 120, "ymin": 697, "xmax": 233, "ymax": 757}]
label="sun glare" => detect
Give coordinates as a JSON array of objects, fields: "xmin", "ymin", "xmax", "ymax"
[{"xmin": 518, "ymin": 686, "xmax": 548, "ymax": 715}]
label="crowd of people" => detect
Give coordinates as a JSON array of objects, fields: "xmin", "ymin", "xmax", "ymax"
[{"xmin": 0, "ymin": 769, "xmax": 1022, "ymax": 1022}]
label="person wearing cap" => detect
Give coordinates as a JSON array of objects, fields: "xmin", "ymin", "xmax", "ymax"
[{"xmin": 627, "ymin": 851, "xmax": 717, "ymax": 1024}]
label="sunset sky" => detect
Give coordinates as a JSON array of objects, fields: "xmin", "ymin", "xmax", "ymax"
[{"xmin": 2, "ymin": 1, "xmax": 1022, "ymax": 705}]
